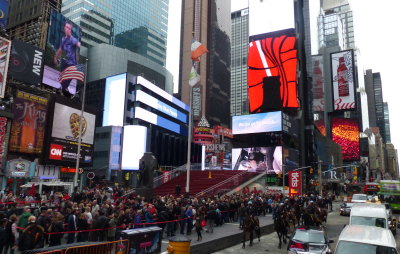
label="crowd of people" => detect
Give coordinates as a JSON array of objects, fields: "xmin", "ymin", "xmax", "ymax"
[{"xmin": 0, "ymin": 186, "xmax": 335, "ymax": 253}]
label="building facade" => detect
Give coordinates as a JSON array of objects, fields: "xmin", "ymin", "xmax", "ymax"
[
  {"xmin": 230, "ymin": 8, "xmax": 249, "ymax": 116},
  {"xmin": 179, "ymin": 0, "xmax": 231, "ymax": 128},
  {"xmin": 61, "ymin": 0, "xmax": 168, "ymax": 66},
  {"xmin": 383, "ymin": 102, "xmax": 391, "ymax": 144}
]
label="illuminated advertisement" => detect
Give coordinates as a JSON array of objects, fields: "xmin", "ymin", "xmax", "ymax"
[
  {"xmin": 232, "ymin": 111, "xmax": 282, "ymax": 135},
  {"xmin": 0, "ymin": 37, "xmax": 11, "ymax": 98},
  {"xmin": 48, "ymin": 101, "xmax": 96, "ymax": 164},
  {"xmin": 331, "ymin": 50, "xmax": 356, "ymax": 111},
  {"xmin": 134, "ymin": 107, "xmax": 187, "ymax": 136},
  {"xmin": 9, "ymin": 40, "xmax": 44, "ymax": 86},
  {"xmin": 137, "ymin": 76, "xmax": 190, "ymax": 112},
  {"xmin": 312, "ymin": 55, "xmax": 325, "ymax": 112},
  {"xmin": 103, "ymin": 73, "xmax": 127, "ymax": 126},
  {"xmin": 248, "ymin": 29, "xmax": 298, "ymax": 113},
  {"xmin": 289, "ymin": 170, "xmax": 302, "ymax": 196},
  {"xmin": 0, "ymin": 117, "xmax": 7, "ymax": 169},
  {"xmin": 332, "ymin": 118, "xmax": 359, "ymax": 161},
  {"xmin": 42, "ymin": 10, "xmax": 83, "ymax": 95},
  {"xmin": 0, "ymin": 0, "xmax": 9, "ymax": 29},
  {"xmin": 315, "ymin": 118, "xmax": 326, "ymax": 136},
  {"xmin": 136, "ymin": 90, "xmax": 187, "ymax": 123},
  {"xmin": 9, "ymin": 91, "xmax": 47, "ymax": 154},
  {"xmin": 121, "ymin": 125, "xmax": 147, "ymax": 170},
  {"xmin": 232, "ymin": 146, "xmax": 282, "ymax": 174}
]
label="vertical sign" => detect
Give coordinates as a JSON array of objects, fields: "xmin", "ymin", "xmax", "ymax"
[
  {"xmin": 9, "ymin": 91, "xmax": 48, "ymax": 153},
  {"xmin": 0, "ymin": 116, "xmax": 7, "ymax": 169},
  {"xmin": 192, "ymin": 84, "xmax": 201, "ymax": 121},
  {"xmin": 331, "ymin": 50, "xmax": 356, "ymax": 111},
  {"xmin": 289, "ymin": 170, "xmax": 302, "ymax": 196},
  {"xmin": 0, "ymin": 37, "xmax": 11, "ymax": 98},
  {"xmin": 312, "ymin": 55, "xmax": 325, "ymax": 112}
]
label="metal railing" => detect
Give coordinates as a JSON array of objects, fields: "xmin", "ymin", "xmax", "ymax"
[
  {"xmin": 64, "ymin": 240, "xmax": 129, "ymax": 254},
  {"xmin": 195, "ymin": 170, "xmax": 249, "ymax": 197}
]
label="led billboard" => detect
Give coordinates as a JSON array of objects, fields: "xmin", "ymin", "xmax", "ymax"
[
  {"xmin": 0, "ymin": 0, "xmax": 9, "ymax": 29},
  {"xmin": 248, "ymin": 29, "xmax": 298, "ymax": 113},
  {"xmin": 332, "ymin": 118, "xmax": 359, "ymax": 161},
  {"xmin": 103, "ymin": 73, "xmax": 127, "ymax": 126},
  {"xmin": 9, "ymin": 40, "xmax": 44, "ymax": 85},
  {"xmin": 232, "ymin": 111, "xmax": 282, "ymax": 135},
  {"xmin": 42, "ymin": 10, "xmax": 83, "ymax": 95},
  {"xmin": 9, "ymin": 91, "xmax": 47, "ymax": 154},
  {"xmin": 48, "ymin": 101, "xmax": 96, "ymax": 164},
  {"xmin": 121, "ymin": 125, "xmax": 147, "ymax": 170},
  {"xmin": 312, "ymin": 55, "xmax": 325, "ymax": 112},
  {"xmin": 232, "ymin": 146, "xmax": 282, "ymax": 174},
  {"xmin": 135, "ymin": 90, "xmax": 187, "ymax": 123},
  {"xmin": 331, "ymin": 50, "xmax": 356, "ymax": 111},
  {"xmin": 0, "ymin": 37, "xmax": 11, "ymax": 98}
]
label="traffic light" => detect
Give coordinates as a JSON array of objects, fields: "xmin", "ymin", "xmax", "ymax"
[
  {"xmin": 125, "ymin": 172, "xmax": 130, "ymax": 181},
  {"xmin": 310, "ymin": 168, "xmax": 313, "ymax": 174}
]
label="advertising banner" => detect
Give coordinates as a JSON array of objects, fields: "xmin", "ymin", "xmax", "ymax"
[
  {"xmin": 9, "ymin": 40, "xmax": 44, "ymax": 85},
  {"xmin": 332, "ymin": 118, "xmax": 360, "ymax": 161},
  {"xmin": 0, "ymin": 117, "xmax": 7, "ymax": 169},
  {"xmin": 42, "ymin": 10, "xmax": 83, "ymax": 95},
  {"xmin": 192, "ymin": 84, "xmax": 201, "ymax": 121},
  {"xmin": 232, "ymin": 146, "xmax": 282, "ymax": 174},
  {"xmin": 0, "ymin": 0, "xmax": 9, "ymax": 29},
  {"xmin": 0, "ymin": 37, "xmax": 11, "ymax": 98},
  {"xmin": 49, "ymin": 102, "xmax": 96, "ymax": 163},
  {"xmin": 312, "ymin": 55, "xmax": 325, "ymax": 112},
  {"xmin": 248, "ymin": 29, "xmax": 298, "ymax": 113},
  {"xmin": 331, "ymin": 50, "xmax": 356, "ymax": 111},
  {"xmin": 7, "ymin": 159, "xmax": 32, "ymax": 178},
  {"xmin": 9, "ymin": 91, "xmax": 47, "ymax": 154},
  {"xmin": 289, "ymin": 170, "xmax": 302, "ymax": 196},
  {"xmin": 232, "ymin": 111, "xmax": 282, "ymax": 135}
]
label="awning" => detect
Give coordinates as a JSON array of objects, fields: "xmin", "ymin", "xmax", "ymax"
[{"xmin": 20, "ymin": 182, "xmax": 73, "ymax": 188}]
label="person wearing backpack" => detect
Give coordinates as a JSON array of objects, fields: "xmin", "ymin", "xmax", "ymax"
[{"xmin": 18, "ymin": 216, "xmax": 45, "ymax": 253}]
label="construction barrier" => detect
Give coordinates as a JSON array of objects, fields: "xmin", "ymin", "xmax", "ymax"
[{"xmin": 64, "ymin": 240, "xmax": 129, "ymax": 254}]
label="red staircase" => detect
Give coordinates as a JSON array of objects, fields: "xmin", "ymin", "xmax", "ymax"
[{"xmin": 154, "ymin": 170, "xmax": 259, "ymax": 196}]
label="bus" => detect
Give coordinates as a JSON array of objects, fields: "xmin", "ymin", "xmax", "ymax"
[
  {"xmin": 364, "ymin": 182, "xmax": 380, "ymax": 195},
  {"xmin": 378, "ymin": 180, "xmax": 400, "ymax": 211}
]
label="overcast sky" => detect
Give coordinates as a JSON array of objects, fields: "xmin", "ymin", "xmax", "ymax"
[{"xmin": 167, "ymin": 0, "xmax": 400, "ymax": 150}]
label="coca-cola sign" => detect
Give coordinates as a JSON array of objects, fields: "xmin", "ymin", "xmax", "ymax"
[{"xmin": 331, "ymin": 50, "xmax": 356, "ymax": 111}]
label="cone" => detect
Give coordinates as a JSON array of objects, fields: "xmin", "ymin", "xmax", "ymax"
[{"xmin": 208, "ymin": 171, "xmax": 212, "ymax": 179}]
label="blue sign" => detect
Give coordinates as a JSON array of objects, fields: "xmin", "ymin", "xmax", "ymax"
[
  {"xmin": 232, "ymin": 111, "xmax": 282, "ymax": 135},
  {"xmin": 0, "ymin": 0, "xmax": 9, "ymax": 29}
]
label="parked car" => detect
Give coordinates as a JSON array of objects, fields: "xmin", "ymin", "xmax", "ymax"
[
  {"xmin": 339, "ymin": 203, "xmax": 355, "ymax": 216},
  {"xmin": 287, "ymin": 226, "xmax": 333, "ymax": 254},
  {"xmin": 335, "ymin": 225, "xmax": 398, "ymax": 254}
]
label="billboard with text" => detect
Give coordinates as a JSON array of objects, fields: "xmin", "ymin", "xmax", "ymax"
[{"xmin": 232, "ymin": 111, "xmax": 282, "ymax": 135}]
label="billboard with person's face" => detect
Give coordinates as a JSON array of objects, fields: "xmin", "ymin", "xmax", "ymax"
[
  {"xmin": 248, "ymin": 29, "xmax": 298, "ymax": 113},
  {"xmin": 232, "ymin": 146, "xmax": 282, "ymax": 174},
  {"xmin": 43, "ymin": 10, "xmax": 82, "ymax": 95},
  {"xmin": 9, "ymin": 91, "xmax": 48, "ymax": 154}
]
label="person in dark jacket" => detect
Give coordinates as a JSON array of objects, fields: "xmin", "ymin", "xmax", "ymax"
[
  {"xmin": 0, "ymin": 218, "xmax": 7, "ymax": 254},
  {"xmin": 95, "ymin": 211, "xmax": 109, "ymax": 241},
  {"xmin": 4, "ymin": 215, "xmax": 17, "ymax": 254},
  {"xmin": 18, "ymin": 216, "xmax": 45, "ymax": 253},
  {"xmin": 48, "ymin": 213, "xmax": 64, "ymax": 247},
  {"xmin": 67, "ymin": 209, "xmax": 78, "ymax": 244},
  {"xmin": 77, "ymin": 213, "xmax": 89, "ymax": 242}
]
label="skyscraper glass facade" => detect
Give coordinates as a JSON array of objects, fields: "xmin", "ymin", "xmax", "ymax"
[
  {"xmin": 384, "ymin": 102, "xmax": 391, "ymax": 144},
  {"xmin": 62, "ymin": 0, "xmax": 168, "ymax": 66},
  {"xmin": 231, "ymin": 8, "xmax": 248, "ymax": 116}
]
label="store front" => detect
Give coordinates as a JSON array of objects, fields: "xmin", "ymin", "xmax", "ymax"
[{"xmin": 3, "ymin": 158, "xmax": 35, "ymax": 193}]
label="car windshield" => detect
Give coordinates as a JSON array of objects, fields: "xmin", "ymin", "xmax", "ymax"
[
  {"xmin": 292, "ymin": 230, "xmax": 325, "ymax": 244},
  {"xmin": 353, "ymin": 194, "xmax": 367, "ymax": 200},
  {"xmin": 336, "ymin": 241, "xmax": 398, "ymax": 254},
  {"xmin": 351, "ymin": 216, "xmax": 387, "ymax": 228}
]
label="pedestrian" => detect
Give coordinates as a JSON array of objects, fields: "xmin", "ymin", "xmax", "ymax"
[
  {"xmin": 242, "ymin": 214, "xmax": 255, "ymax": 249},
  {"xmin": 17, "ymin": 207, "xmax": 32, "ymax": 231},
  {"xmin": 18, "ymin": 216, "xmax": 45, "ymax": 253},
  {"xmin": 48, "ymin": 213, "xmax": 64, "ymax": 247},
  {"xmin": 194, "ymin": 214, "xmax": 202, "ymax": 241},
  {"xmin": 0, "ymin": 218, "xmax": 6, "ymax": 253},
  {"xmin": 67, "ymin": 209, "xmax": 78, "ymax": 244},
  {"xmin": 4, "ymin": 214, "xmax": 17, "ymax": 254},
  {"xmin": 107, "ymin": 213, "xmax": 117, "ymax": 241},
  {"xmin": 238, "ymin": 203, "xmax": 246, "ymax": 230},
  {"xmin": 185, "ymin": 206, "xmax": 193, "ymax": 235},
  {"xmin": 77, "ymin": 213, "xmax": 89, "ymax": 242}
]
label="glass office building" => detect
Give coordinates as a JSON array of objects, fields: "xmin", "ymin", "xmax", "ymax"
[{"xmin": 62, "ymin": 0, "xmax": 168, "ymax": 66}]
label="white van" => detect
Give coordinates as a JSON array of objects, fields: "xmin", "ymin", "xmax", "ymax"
[
  {"xmin": 335, "ymin": 225, "xmax": 398, "ymax": 254},
  {"xmin": 350, "ymin": 203, "xmax": 388, "ymax": 229}
]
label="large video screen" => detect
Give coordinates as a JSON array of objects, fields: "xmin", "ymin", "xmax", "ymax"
[
  {"xmin": 9, "ymin": 40, "xmax": 44, "ymax": 86},
  {"xmin": 121, "ymin": 125, "xmax": 147, "ymax": 170},
  {"xmin": 331, "ymin": 50, "xmax": 356, "ymax": 111},
  {"xmin": 0, "ymin": 0, "xmax": 9, "ymax": 29},
  {"xmin": 332, "ymin": 118, "xmax": 359, "ymax": 161},
  {"xmin": 248, "ymin": 29, "xmax": 298, "ymax": 113},
  {"xmin": 103, "ymin": 73, "xmax": 127, "ymax": 126},
  {"xmin": 42, "ymin": 10, "xmax": 83, "ymax": 95},
  {"xmin": 232, "ymin": 146, "xmax": 282, "ymax": 174},
  {"xmin": 0, "ymin": 37, "xmax": 10, "ymax": 98},
  {"xmin": 9, "ymin": 91, "xmax": 48, "ymax": 154},
  {"xmin": 48, "ymin": 102, "xmax": 96, "ymax": 164},
  {"xmin": 232, "ymin": 111, "xmax": 282, "ymax": 135}
]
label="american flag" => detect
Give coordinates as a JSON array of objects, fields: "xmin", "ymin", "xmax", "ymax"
[{"xmin": 59, "ymin": 64, "xmax": 86, "ymax": 83}]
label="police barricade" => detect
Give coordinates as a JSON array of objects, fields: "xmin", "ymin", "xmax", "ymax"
[
  {"xmin": 121, "ymin": 226, "xmax": 162, "ymax": 254},
  {"xmin": 64, "ymin": 240, "xmax": 129, "ymax": 254}
]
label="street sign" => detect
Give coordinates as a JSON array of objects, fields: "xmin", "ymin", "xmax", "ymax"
[
  {"xmin": 78, "ymin": 168, "xmax": 84, "ymax": 174},
  {"xmin": 87, "ymin": 172, "xmax": 95, "ymax": 180}
]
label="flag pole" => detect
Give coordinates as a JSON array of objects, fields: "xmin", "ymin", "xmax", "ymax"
[
  {"xmin": 185, "ymin": 85, "xmax": 193, "ymax": 194},
  {"xmin": 74, "ymin": 58, "xmax": 88, "ymax": 191}
]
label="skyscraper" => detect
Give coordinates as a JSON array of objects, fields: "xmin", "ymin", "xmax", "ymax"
[
  {"xmin": 383, "ymin": 102, "xmax": 391, "ymax": 144},
  {"xmin": 230, "ymin": 8, "xmax": 248, "ymax": 116},
  {"xmin": 322, "ymin": 0, "xmax": 354, "ymax": 49},
  {"xmin": 61, "ymin": 0, "xmax": 168, "ymax": 66},
  {"xmin": 179, "ymin": 0, "xmax": 231, "ymax": 127}
]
